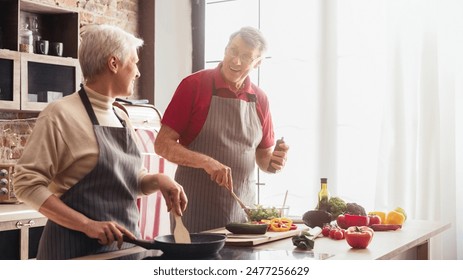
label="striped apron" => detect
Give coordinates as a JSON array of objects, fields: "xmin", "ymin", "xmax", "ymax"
[
  {"xmin": 36, "ymin": 87, "xmax": 142, "ymax": 259},
  {"xmin": 175, "ymin": 82, "xmax": 263, "ymax": 232}
]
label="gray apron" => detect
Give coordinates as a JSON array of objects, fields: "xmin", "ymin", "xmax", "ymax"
[
  {"xmin": 175, "ymin": 81, "xmax": 263, "ymax": 232},
  {"xmin": 36, "ymin": 87, "xmax": 142, "ymax": 259}
]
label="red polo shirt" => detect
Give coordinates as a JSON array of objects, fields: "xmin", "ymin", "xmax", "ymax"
[{"xmin": 161, "ymin": 64, "xmax": 274, "ymax": 149}]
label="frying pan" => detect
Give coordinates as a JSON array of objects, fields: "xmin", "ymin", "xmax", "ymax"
[{"xmin": 123, "ymin": 233, "xmax": 226, "ymax": 257}]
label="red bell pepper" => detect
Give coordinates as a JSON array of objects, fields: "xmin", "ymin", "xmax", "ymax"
[{"xmin": 337, "ymin": 214, "xmax": 369, "ymax": 229}]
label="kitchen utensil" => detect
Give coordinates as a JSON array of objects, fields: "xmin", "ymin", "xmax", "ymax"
[
  {"xmin": 122, "ymin": 233, "xmax": 226, "ymax": 257},
  {"xmin": 280, "ymin": 190, "xmax": 289, "ymax": 217},
  {"xmin": 173, "ymin": 213, "xmax": 191, "ymax": 243},
  {"xmin": 267, "ymin": 137, "xmax": 285, "ymax": 173},
  {"xmin": 230, "ymin": 191, "xmax": 252, "ymax": 220}
]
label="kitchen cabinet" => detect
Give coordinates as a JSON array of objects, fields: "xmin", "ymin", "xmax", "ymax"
[
  {"xmin": 0, "ymin": 0, "xmax": 80, "ymax": 112},
  {"xmin": 0, "ymin": 50, "xmax": 20, "ymax": 109},
  {"xmin": 20, "ymin": 52, "xmax": 80, "ymax": 111},
  {"xmin": 0, "ymin": 203, "xmax": 47, "ymax": 260}
]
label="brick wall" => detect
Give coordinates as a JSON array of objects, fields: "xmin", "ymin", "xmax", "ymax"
[
  {"xmin": 0, "ymin": 1, "xmax": 142, "ymax": 157},
  {"xmin": 0, "ymin": 0, "xmax": 141, "ymax": 120},
  {"xmin": 33, "ymin": 0, "xmax": 140, "ymax": 34}
]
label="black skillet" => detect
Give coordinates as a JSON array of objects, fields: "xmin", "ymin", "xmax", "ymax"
[{"xmin": 123, "ymin": 233, "xmax": 226, "ymax": 257}]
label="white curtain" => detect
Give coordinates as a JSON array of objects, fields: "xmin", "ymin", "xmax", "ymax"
[
  {"xmin": 259, "ymin": 0, "xmax": 462, "ymax": 259},
  {"xmin": 369, "ymin": 0, "xmax": 461, "ymax": 259}
]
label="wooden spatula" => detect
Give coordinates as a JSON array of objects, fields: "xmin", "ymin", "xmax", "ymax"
[
  {"xmin": 173, "ymin": 213, "xmax": 191, "ymax": 244},
  {"xmin": 230, "ymin": 191, "xmax": 252, "ymax": 221}
]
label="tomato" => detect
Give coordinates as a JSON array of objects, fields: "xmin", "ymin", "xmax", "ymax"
[
  {"xmin": 368, "ymin": 211, "xmax": 386, "ymax": 224},
  {"xmin": 345, "ymin": 226, "xmax": 374, "ymax": 249},
  {"xmin": 322, "ymin": 225, "xmax": 331, "ymax": 237},
  {"xmin": 329, "ymin": 227, "xmax": 337, "ymax": 239},
  {"xmin": 333, "ymin": 229, "xmax": 344, "ymax": 240},
  {"xmin": 336, "ymin": 215, "xmax": 348, "ymax": 229},
  {"xmin": 368, "ymin": 214, "xmax": 381, "ymax": 226}
]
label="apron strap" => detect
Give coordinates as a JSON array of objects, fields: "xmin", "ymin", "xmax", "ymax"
[
  {"xmin": 212, "ymin": 79, "xmax": 218, "ymax": 96},
  {"xmin": 78, "ymin": 85, "xmax": 100, "ymax": 126},
  {"xmin": 79, "ymin": 85, "xmax": 127, "ymax": 127},
  {"xmin": 246, "ymin": 93, "xmax": 257, "ymax": 103},
  {"xmin": 112, "ymin": 107, "xmax": 127, "ymax": 127}
]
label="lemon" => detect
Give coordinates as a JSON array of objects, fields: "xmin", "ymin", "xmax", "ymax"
[{"xmin": 394, "ymin": 207, "xmax": 407, "ymax": 221}]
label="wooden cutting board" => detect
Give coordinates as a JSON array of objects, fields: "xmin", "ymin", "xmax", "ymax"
[{"xmin": 205, "ymin": 227, "xmax": 301, "ymax": 247}]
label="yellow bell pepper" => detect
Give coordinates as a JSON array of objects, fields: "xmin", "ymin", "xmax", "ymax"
[
  {"xmin": 269, "ymin": 218, "xmax": 293, "ymax": 232},
  {"xmin": 394, "ymin": 207, "xmax": 407, "ymax": 221},
  {"xmin": 368, "ymin": 211, "xmax": 387, "ymax": 224},
  {"xmin": 386, "ymin": 210, "xmax": 405, "ymax": 225}
]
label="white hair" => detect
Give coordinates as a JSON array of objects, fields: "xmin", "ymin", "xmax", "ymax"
[
  {"xmin": 227, "ymin": 26, "xmax": 268, "ymax": 55},
  {"xmin": 79, "ymin": 24, "xmax": 144, "ymax": 82}
]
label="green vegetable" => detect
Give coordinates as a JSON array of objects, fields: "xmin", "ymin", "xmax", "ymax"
[
  {"xmin": 248, "ymin": 205, "xmax": 281, "ymax": 221},
  {"xmin": 346, "ymin": 202, "xmax": 367, "ymax": 216},
  {"xmin": 302, "ymin": 210, "xmax": 332, "ymax": 228},
  {"xmin": 327, "ymin": 197, "xmax": 347, "ymax": 220},
  {"xmin": 292, "ymin": 230, "xmax": 316, "ymax": 250},
  {"xmin": 225, "ymin": 223, "xmax": 268, "ymax": 234}
]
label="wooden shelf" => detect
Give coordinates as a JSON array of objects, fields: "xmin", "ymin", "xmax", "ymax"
[{"xmin": 0, "ymin": 0, "xmax": 81, "ymax": 112}]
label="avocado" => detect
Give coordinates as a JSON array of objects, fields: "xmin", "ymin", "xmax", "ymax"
[{"xmin": 225, "ymin": 223, "xmax": 268, "ymax": 234}]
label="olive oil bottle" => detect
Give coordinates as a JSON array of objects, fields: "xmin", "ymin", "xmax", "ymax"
[{"xmin": 317, "ymin": 178, "xmax": 330, "ymax": 211}]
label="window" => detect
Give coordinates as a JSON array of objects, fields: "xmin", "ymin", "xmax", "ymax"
[{"xmin": 200, "ymin": 0, "xmax": 385, "ymax": 216}]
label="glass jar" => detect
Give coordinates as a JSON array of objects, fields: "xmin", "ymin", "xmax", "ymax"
[
  {"xmin": 19, "ymin": 24, "xmax": 33, "ymax": 53},
  {"xmin": 30, "ymin": 16, "xmax": 41, "ymax": 52}
]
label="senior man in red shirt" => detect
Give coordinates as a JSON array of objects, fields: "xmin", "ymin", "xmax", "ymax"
[{"xmin": 155, "ymin": 27, "xmax": 289, "ymax": 232}]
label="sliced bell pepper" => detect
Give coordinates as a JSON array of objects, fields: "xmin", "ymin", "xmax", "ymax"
[{"xmin": 269, "ymin": 218, "xmax": 293, "ymax": 232}]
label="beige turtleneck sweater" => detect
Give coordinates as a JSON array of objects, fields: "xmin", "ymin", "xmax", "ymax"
[{"xmin": 13, "ymin": 86, "xmax": 147, "ymax": 210}]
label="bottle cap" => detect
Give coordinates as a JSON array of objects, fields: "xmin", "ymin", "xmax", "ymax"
[{"xmin": 320, "ymin": 178, "xmax": 327, "ymax": 183}]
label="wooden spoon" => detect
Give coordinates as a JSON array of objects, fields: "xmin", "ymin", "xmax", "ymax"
[
  {"xmin": 173, "ymin": 213, "xmax": 191, "ymax": 244},
  {"xmin": 230, "ymin": 191, "xmax": 252, "ymax": 221}
]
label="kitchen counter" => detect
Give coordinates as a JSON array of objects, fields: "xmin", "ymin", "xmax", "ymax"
[
  {"xmin": 75, "ymin": 219, "xmax": 450, "ymax": 260},
  {"xmin": 0, "ymin": 203, "xmax": 44, "ymax": 225},
  {"xmin": 0, "ymin": 203, "xmax": 46, "ymax": 233},
  {"xmin": 0, "ymin": 203, "xmax": 47, "ymax": 260}
]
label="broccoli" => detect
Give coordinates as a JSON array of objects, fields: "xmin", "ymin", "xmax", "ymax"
[
  {"xmin": 327, "ymin": 197, "xmax": 347, "ymax": 219},
  {"xmin": 346, "ymin": 202, "xmax": 367, "ymax": 216}
]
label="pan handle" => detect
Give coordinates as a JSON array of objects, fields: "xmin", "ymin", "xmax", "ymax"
[{"xmin": 123, "ymin": 235, "xmax": 159, "ymax": 250}]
